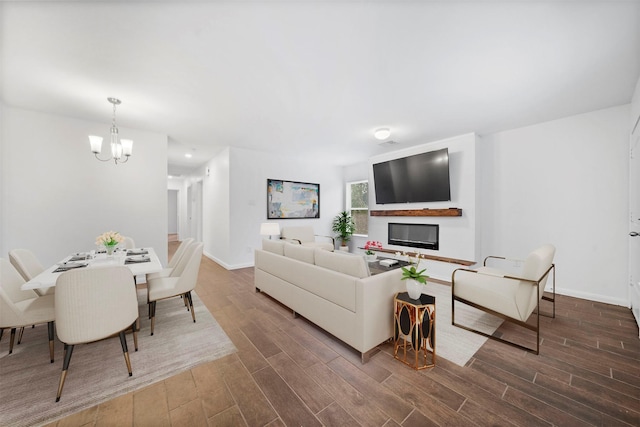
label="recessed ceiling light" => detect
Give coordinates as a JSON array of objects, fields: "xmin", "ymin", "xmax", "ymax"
[
  {"xmin": 374, "ymin": 128, "xmax": 391, "ymax": 140},
  {"xmin": 168, "ymin": 175, "xmax": 173, "ymax": 179},
  {"xmin": 185, "ymin": 153, "xmax": 193, "ymax": 158}
]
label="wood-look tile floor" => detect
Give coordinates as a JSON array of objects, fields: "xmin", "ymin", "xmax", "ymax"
[{"xmin": 47, "ymin": 242, "xmax": 640, "ymax": 426}]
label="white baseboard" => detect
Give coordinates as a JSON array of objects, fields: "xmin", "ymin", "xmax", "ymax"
[
  {"xmin": 203, "ymin": 251, "xmax": 254, "ymax": 271},
  {"xmin": 552, "ymin": 286, "xmax": 629, "ymax": 307}
]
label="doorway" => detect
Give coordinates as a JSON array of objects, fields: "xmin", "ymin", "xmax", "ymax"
[{"xmin": 168, "ymin": 189, "xmax": 179, "ymax": 242}]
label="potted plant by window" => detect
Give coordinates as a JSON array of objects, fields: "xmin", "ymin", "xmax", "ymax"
[
  {"xmin": 400, "ymin": 254, "xmax": 428, "ymax": 299},
  {"xmin": 332, "ymin": 211, "xmax": 355, "ymax": 250}
]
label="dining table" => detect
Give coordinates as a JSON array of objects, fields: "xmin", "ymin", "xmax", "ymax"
[{"xmin": 21, "ymin": 248, "xmax": 163, "ymax": 291}]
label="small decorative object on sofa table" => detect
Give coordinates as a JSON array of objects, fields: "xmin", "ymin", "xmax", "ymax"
[
  {"xmin": 95, "ymin": 231, "xmax": 124, "ymax": 256},
  {"xmin": 364, "ymin": 240, "xmax": 383, "ymax": 262},
  {"xmin": 399, "ymin": 253, "xmax": 428, "ymax": 299},
  {"xmin": 393, "ymin": 292, "xmax": 436, "ymax": 370}
]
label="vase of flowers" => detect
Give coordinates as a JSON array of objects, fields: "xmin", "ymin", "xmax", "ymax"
[
  {"xmin": 363, "ymin": 240, "xmax": 383, "ymax": 262},
  {"xmin": 400, "ymin": 253, "xmax": 428, "ymax": 299},
  {"xmin": 96, "ymin": 231, "xmax": 124, "ymax": 257}
]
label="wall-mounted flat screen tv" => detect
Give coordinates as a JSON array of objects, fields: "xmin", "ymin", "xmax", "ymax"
[{"xmin": 373, "ymin": 148, "xmax": 451, "ymax": 204}]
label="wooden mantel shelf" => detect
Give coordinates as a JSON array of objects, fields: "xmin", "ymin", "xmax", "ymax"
[
  {"xmin": 363, "ymin": 247, "xmax": 475, "ymax": 266},
  {"xmin": 370, "ymin": 208, "xmax": 462, "ymax": 217}
]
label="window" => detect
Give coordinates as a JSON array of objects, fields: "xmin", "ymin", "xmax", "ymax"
[{"xmin": 347, "ymin": 180, "xmax": 368, "ymax": 236}]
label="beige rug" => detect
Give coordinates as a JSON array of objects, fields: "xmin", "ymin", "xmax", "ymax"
[
  {"xmin": 0, "ymin": 290, "xmax": 236, "ymax": 427},
  {"xmin": 425, "ymin": 282, "xmax": 503, "ymax": 366}
]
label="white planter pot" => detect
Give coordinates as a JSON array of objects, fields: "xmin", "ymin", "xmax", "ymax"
[
  {"xmin": 405, "ymin": 279, "xmax": 422, "ymax": 299},
  {"xmin": 365, "ymin": 254, "xmax": 377, "ymax": 262}
]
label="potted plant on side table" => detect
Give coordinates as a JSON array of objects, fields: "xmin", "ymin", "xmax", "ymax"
[
  {"xmin": 332, "ymin": 211, "xmax": 355, "ymax": 251},
  {"xmin": 400, "ymin": 254, "xmax": 429, "ymax": 299}
]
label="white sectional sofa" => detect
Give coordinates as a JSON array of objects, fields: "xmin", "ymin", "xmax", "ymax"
[{"xmin": 254, "ymin": 239, "xmax": 405, "ymax": 362}]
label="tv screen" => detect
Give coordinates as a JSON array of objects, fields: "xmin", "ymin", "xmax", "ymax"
[{"xmin": 373, "ymin": 148, "xmax": 451, "ymax": 204}]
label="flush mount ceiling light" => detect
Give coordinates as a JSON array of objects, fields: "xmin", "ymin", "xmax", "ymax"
[
  {"xmin": 374, "ymin": 128, "xmax": 391, "ymax": 141},
  {"xmin": 89, "ymin": 97, "xmax": 133, "ymax": 165}
]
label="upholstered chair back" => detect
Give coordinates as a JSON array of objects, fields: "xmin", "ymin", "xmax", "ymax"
[
  {"xmin": 168, "ymin": 238, "xmax": 194, "ymax": 269},
  {"xmin": 9, "ymin": 249, "xmax": 45, "ymax": 281},
  {"xmin": 170, "ymin": 242, "xmax": 199, "ymax": 278},
  {"xmin": 55, "ymin": 266, "xmax": 138, "ymax": 345},
  {"xmin": 519, "ymin": 244, "xmax": 556, "ymax": 318},
  {"xmin": 1, "ymin": 258, "xmax": 37, "ymax": 303},
  {"xmin": 121, "ymin": 236, "xmax": 136, "ymax": 249},
  {"xmin": 173, "ymin": 243, "xmax": 204, "ymax": 295},
  {"xmin": 0, "ymin": 259, "xmax": 40, "ymax": 326}
]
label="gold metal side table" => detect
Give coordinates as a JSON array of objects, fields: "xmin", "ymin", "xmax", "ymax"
[{"xmin": 393, "ymin": 292, "xmax": 436, "ymax": 370}]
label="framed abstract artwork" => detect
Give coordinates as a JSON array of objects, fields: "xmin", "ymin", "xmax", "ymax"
[{"xmin": 267, "ymin": 179, "xmax": 320, "ymax": 219}]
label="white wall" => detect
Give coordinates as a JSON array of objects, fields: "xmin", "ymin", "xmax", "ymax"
[
  {"xmin": 201, "ymin": 148, "xmax": 231, "ymax": 266},
  {"xmin": 2, "ymin": 106, "xmax": 169, "ymax": 266},
  {"xmin": 0, "ymin": 103, "xmax": 5, "ymax": 258},
  {"xmin": 198, "ymin": 146, "xmax": 343, "ymax": 269},
  {"xmin": 167, "ymin": 189, "xmax": 178, "ymax": 234},
  {"xmin": 367, "ymin": 133, "xmax": 478, "ymax": 281},
  {"xmin": 479, "ymin": 105, "xmax": 630, "ymax": 305}
]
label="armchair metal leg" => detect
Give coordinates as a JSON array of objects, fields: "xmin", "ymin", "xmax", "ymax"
[
  {"xmin": 56, "ymin": 344, "xmax": 75, "ymax": 402},
  {"xmin": 17, "ymin": 327, "xmax": 25, "ymax": 344},
  {"xmin": 453, "ymin": 296, "xmax": 542, "ymax": 355}
]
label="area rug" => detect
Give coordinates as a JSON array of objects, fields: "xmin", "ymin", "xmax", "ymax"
[
  {"xmin": 426, "ymin": 282, "xmax": 503, "ymax": 367},
  {"xmin": 0, "ymin": 290, "xmax": 236, "ymax": 427}
]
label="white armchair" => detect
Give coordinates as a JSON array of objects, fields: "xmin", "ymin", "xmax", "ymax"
[
  {"xmin": 280, "ymin": 226, "xmax": 334, "ymax": 251},
  {"xmin": 451, "ymin": 244, "xmax": 556, "ymax": 354}
]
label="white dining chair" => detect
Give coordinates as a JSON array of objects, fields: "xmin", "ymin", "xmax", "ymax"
[
  {"xmin": 147, "ymin": 242, "xmax": 204, "ymax": 335},
  {"xmin": 0, "ymin": 259, "xmax": 56, "ymax": 362},
  {"xmin": 121, "ymin": 236, "xmax": 136, "ymax": 249},
  {"xmin": 9, "ymin": 248, "xmax": 54, "ymax": 296},
  {"xmin": 145, "ymin": 238, "xmax": 194, "ymax": 281},
  {"xmin": 54, "ymin": 266, "xmax": 139, "ymax": 402}
]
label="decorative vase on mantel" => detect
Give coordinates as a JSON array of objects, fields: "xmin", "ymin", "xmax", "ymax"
[{"xmin": 405, "ymin": 279, "xmax": 423, "ymax": 300}]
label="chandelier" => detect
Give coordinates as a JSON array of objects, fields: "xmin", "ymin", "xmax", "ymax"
[{"xmin": 89, "ymin": 97, "xmax": 133, "ymax": 164}]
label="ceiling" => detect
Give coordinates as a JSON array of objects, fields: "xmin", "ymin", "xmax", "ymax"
[{"xmin": 2, "ymin": 1, "xmax": 639, "ymax": 177}]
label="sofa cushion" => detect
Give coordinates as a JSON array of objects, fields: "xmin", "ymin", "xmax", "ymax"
[
  {"xmin": 262, "ymin": 239, "xmax": 285, "ymax": 255},
  {"xmin": 284, "ymin": 243, "xmax": 315, "ymax": 264},
  {"xmin": 255, "ymin": 249, "xmax": 356, "ymax": 312},
  {"xmin": 315, "ymin": 249, "xmax": 370, "ymax": 278}
]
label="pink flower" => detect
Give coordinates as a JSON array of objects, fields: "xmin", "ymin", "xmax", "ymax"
[{"xmin": 364, "ymin": 240, "xmax": 383, "ymax": 250}]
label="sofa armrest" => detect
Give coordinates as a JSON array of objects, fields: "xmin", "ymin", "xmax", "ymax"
[{"xmin": 355, "ymin": 269, "xmax": 405, "ymax": 353}]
